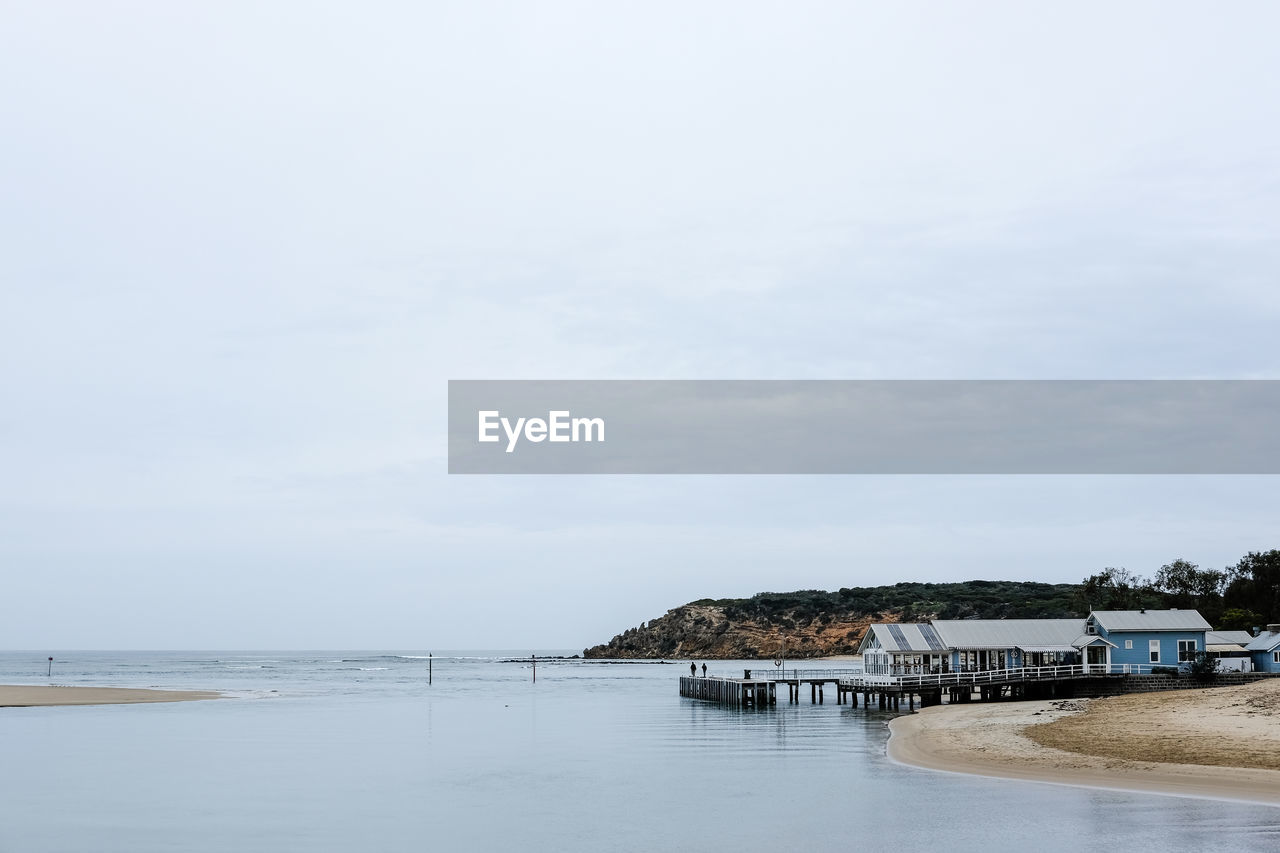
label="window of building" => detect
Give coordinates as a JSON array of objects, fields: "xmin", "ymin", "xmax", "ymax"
[
  {"xmin": 1273, "ymin": 651, "xmax": 1279, "ymax": 664},
  {"xmin": 1178, "ymin": 639, "xmax": 1196, "ymax": 663},
  {"xmin": 1124, "ymin": 640, "xmax": 1133, "ymax": 650},
  {"xmin": 1149, "ymin": 640, "xmax": 1160, "ymax": 663}
]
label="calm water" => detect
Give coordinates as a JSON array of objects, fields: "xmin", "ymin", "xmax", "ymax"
[{"xmin": 1, "ymin": 651, "xmax": 1277, "ymax": 852}]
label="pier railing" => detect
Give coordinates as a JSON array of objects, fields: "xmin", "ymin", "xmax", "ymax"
[
  {"xmin": 709, "ymin": 668, "xmax": 865, "ymax": 681},
  {"xmin": 698, "ymin": 662, "xmax": 1178, "ymax": 686},
  {"xmin": 841, "ymin": 662, "xmax": 1166, "ymax": 689}
]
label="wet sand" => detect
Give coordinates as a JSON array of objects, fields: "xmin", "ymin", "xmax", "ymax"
[
  {"xmin": 887, "ymin": 678, "xmax": 1280, "ymax": 805},
  {"xmin": 0, "ymin": 684, "xmax": 221, "ymax": 707}
]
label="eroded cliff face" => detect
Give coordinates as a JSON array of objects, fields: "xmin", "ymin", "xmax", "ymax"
[{"xmin": 582, "ymin": 604, "xmax": 897, "ymax": 659}]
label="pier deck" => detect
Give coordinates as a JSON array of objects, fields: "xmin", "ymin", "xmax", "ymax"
[
  {"xmin": 683, "ymin": 666, "xmax": 1278, "ymax": 711},
  {"xmin": 680, "ymin": 664, "xmax": 1141, "ymax": 711},
  {"xmin": 679, "ymin": 672, "xmax": 852, "ymax": 707}
]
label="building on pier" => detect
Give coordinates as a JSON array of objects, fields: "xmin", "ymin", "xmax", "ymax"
[{"xmin": 858, "ymin": 610, "xmax": 1211, "ymax": 678}]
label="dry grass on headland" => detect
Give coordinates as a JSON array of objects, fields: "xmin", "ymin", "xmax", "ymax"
[
  {"xmin": 0, "ymin": 685, "xmax": 220, "ymax": 707},
  {"xmin": 888, "ymin": 678, "xmax": 1280, "ymax": 805}
]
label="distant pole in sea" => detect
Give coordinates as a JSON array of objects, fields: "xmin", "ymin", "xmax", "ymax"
[
  {"xmin": 532, "ymin": 653, "xmax": 536, "ymax": 683},
  {"xmin": 47, "ymin": 656, "xmax": 52, "ymax": 677},
  {"xmin": 429, "ymin": 653, "xmax": 432, "ymax": 686}
]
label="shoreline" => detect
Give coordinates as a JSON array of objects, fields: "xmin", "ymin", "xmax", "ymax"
[
  {"xmin": 887, "ymin": 679, "xmax": 1280, "ymax": 806},
  {"xmin": 0, "ymin": 684, "xmax": 221, "ymax": 707}
]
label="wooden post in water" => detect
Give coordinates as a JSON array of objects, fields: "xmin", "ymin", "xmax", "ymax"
[
  {"xmin": 429, "ymin": 653, "xmax": 432, "ymax": 685},
  {"xmin": 47, "ymin": 656, "xmax": 52, "ymax": 678},
  {"xmin": 532, "ymin": 654, "xmax": 536, "ymax": 683}
]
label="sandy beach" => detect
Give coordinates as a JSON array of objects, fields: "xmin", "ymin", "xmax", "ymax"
[
  {"xmin": 888, "ymin": 678, "xmax": 1280, "ymax": 805},
  {"xmin": 0, "ymin": 684, "xmax": 221, "ymax": 707}
]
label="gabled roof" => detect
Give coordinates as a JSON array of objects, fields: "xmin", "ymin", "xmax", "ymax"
[
  {"xmin": 1072, "ymin": 633, "xmax": 1118, "ymax": 648},
  {"xmin": 858, "ymin": 622, "xmax": 947, "ymax": 654},
  {"xmin": 1245, "ymin": 630, "xmax": 1280, "ymax": 652},
  {"xmin": 1090, "ymin": 609, "xmax": 1211, "ymax": 632},
  {"xmin": 931, "ymin": 619, "xmax": 1084, "ymax": 650}
]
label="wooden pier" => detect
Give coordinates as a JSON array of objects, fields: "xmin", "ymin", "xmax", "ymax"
[
  {"xmin": 680, "ymin": 676, "xmax": 778, "ymax": 707},
  {"xmin": 680, "ymin": 672, "xmax": 856, "ymax": 708},
  {"xmin": 680, "ymin": 664, "xmax": 1135, "ymax": 711},
  {"xmin": 679, "ymin": 675, "xmax": 857, "ymax": 707}
]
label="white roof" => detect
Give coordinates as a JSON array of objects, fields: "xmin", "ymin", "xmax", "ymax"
[
  {"xmin": 1090, "ymin": 609, "xmax": 1211, "ymax": 632},
  {"xmin": 1205, "ymin": 630, "xmax": 1253, "ymax": 652},
  {"xmin": 1245, "ymin": 630, "xmax": 1280, "ymax": 652},
  {"xmin": 1072, "ymin": 633, "xmax": 1118, "ymax": 648},
  {"xmin": 932, "ymin": 619, "xmax": 1085, "ymax": 650},
  {"xmin": 859, "ymin": 622, "xmax": 948, "ymax": 654}
]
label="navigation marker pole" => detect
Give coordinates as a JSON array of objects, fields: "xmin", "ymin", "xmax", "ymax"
[
  {"xmin": 532, "ymin": 653, "xmax": 536, "ymax": 683},
  {"xmin": 47, "ymin": 656, "xmax": 53, "ymax": 678},
  {"xmin": 429, "ymin": 653, "xmax": 432, "ymax": 686}
]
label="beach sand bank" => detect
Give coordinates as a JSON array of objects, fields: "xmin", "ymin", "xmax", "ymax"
[
  {"xmin": 888, "ymin": 678, "xmax": 1280, "ymax": 805},
  {"xmin": 0, "ymin": 684, "xmax": 221, "ymax": 707}
]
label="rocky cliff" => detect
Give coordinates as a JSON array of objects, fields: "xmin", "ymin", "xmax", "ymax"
[
  {"xmin": 582, "ymin": 580, "xmax": 1086, "ymax": 659},
  {"xmin": 582, "ymin": 603, "xmax": 893, "ymax": 659}
]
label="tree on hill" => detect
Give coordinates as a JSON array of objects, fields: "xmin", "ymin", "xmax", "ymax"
[
  {"xmin": 1224, "ymin": 550, "xmax": 1280, "ymax": 623},
  {"xmin": 1218, "ymin": 607, "xmax": 1265, "ymax": 633},
  {"xmin": 1151, "ymin": 559, "xmax": 1226, "ymax": 625},
  {"xmin": 1077, "ymin": 567, "xmax": 1159, "ymax": 611}
]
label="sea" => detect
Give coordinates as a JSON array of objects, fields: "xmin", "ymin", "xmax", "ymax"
[{"xmin": 1, "ymin": 651, "xmax": 1277, "ymax": 853}]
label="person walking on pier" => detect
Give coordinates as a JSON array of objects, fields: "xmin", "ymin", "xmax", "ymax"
[
  {"xmin": 701, "ymin": 663, "xmax": 707, "ymax": 677},
  {"xmin": 690, "ymin": 662, "xmax": 697, "ymax": 677}
]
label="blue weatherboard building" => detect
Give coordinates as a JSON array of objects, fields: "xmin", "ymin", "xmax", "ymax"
[
  {"xmin": 1085, "ymin": 609, "xmax": 1212, "ymax": 669},
  {"xmin": 858, "ymin": 609, "xmax": 1213, "ymax": 676},
  {"xmin": 1246, "ymin": 625, "xmax": 1280, "ymax": 673}
]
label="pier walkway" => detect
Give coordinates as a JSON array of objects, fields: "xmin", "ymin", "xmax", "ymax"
[
  {"xmin": 681, "ymin": 664, "xmax": 1147, "ymax": 711},
  {"xmin": 679, "ymin": 667, "xmax": 869, "ymax": 707}
]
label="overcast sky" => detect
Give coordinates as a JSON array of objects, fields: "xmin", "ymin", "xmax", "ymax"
[{"xmin": 3, "ymin": 2, "xmax": 1279, "ymax": 650}]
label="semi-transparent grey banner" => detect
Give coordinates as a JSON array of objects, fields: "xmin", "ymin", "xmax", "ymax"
[{"xmin": 448, "ymin": 380, "xmax": 1280, "ymax": 474}]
